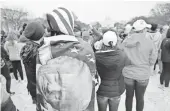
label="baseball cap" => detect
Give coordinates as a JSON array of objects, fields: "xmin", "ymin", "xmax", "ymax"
[
  {"xmin": 133, "ymin": 19, "xmax": 151, "ymax": 31},
  {"xmin": 103, "ymin": 31, "xmax": 117, "ymax": 46}
]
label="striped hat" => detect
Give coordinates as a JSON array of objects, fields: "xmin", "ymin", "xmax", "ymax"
[{"xmin": 46, "ymin": 7, "xmax": 75, "ymax": 36}]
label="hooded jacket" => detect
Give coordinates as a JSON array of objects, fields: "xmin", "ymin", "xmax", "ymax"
[
  {"xmin": 95, "ymin": 49, "xmax": 130, "ymax": 97},
  {"xmin": 122, "ymin": 33, "xmax": 157, "ymax": 80}
]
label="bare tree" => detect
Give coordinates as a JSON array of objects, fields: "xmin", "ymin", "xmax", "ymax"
[
  {"xmin": 1, "ymin": 8, "xmax": 28, "ymax": 32},
  {"xmin": 149, "ymin": 3, "xmax": 170, "ymax": 25}
]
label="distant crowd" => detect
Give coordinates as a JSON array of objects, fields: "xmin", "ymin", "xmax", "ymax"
[{"xmin": 1, "ymin": 7, "xmax": 170, "ymax": 111}]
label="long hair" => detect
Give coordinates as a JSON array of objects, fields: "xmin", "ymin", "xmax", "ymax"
[{"xmin": 165, "ymin": 28, "xmax": 170, "ymax": 53}]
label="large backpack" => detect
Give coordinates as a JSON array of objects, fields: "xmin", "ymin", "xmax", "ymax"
[{"xmin": 36, "ymin": 35, "xmax": 96, "ymax": 111}]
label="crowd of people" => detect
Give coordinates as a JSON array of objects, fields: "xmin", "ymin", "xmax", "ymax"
[{"xmin": 1, "ymin": 7, "xmax": 170, "ymax": 111}]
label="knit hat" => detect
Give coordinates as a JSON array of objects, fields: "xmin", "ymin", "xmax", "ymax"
[
  {"xmin": 24, "ymin": 22, "xmax": 45, "ymax": 41},
  {"xmin": 46, "ymin": 7, "xmax": 75, "ymax": 36},
  {"xmin": 133, "ymin": 19, "xmax": 151, "ymax": 31},
  {"xmin": 103, "ymin": 31, "xmax": 117, "ymax": 46}
]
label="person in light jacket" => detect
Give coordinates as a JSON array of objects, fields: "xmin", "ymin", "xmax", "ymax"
[
  {"xmin": 122, "ymin": 19, "xmax": 157, "ymax": 111},
  {"xmin": 4, "ymin": 32, "xmax": 24, "ymax": 82}
]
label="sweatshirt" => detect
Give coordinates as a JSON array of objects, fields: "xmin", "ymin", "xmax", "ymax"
[
  {"xmin": 122, "ymin": 32, "xmax": 157, "ymax": 80},
  {"xmin": 4, "ymin": 41, "xmax": 22, "ymax": 61}
]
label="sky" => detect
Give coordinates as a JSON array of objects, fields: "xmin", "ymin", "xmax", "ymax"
[{"xmin": 0, "ymin": 0, "xmax": 167, "ymax": 24}]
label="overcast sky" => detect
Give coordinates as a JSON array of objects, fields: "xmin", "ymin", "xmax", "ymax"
[{"xmin": 1, "ymin": 0, "xmax": 167, "ymax": 23}]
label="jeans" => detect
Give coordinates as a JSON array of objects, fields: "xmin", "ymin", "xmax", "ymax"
[
  {"xmin": 97, "ymin": 95, "xmax": 120, "ymax": 111},
  {"xmin": 11, "ymin": 60, "xmax": 24, "ymax": 80},
  {"xmin": 124, "ymin": 77, "xmax": 149, "ymax": 111},
  {"xmin": 160, "ymin": 62, "xmax": 170, "ymax": 87},
  {"xmin": 1, "ymin": 64, "xmax": 11, "ymax": 93}
]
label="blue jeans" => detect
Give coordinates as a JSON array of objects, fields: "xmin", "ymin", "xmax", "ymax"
[
  {"xmin": 124, "ymin": 77, "xmax": 149, "ymax": 111},
  {"xmin": 97, "ymin": 95, "xmax": 120, "ymax": 111}
]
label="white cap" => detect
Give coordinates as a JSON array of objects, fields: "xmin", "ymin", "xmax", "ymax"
[
  {"xmin": 103, "ymin": 31, "xmax": 117, "ymax": 46},
  {"xmin": 125, "ymin": 24, "xmax": 132, "ymax": 34},
  {"xmin": 133, "ymin": 19, "xmax": 151, "ymax": 31}
]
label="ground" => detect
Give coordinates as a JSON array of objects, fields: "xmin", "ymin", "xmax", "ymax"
[{"xmin": 9, "ymin": 66, "xmax": 170, "ymax": 111}]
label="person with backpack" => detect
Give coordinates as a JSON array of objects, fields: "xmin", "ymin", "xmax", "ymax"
[
  {"xmin": 24, "ymin": 7, "xmax": 96, "ymax": 111},
  {"xmin": 160, "ymin": 28, "xmax": 170, "ymax": 87},
  {"xmin": 95, "ymin": 31, "xmax": 131, "ymax": 111},
  {"xmin": 122, "ymin": 19, "xmax": 157, "ymax": 111}
]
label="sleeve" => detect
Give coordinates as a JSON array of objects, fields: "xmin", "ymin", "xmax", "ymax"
[
  {"xmin": 3, "ymin": 42, "xmax": 9, "ymax": 54},
  {"xmin": 149, "ymin": 41, "xmax": 158, "ymax": 66},
  {"xmin": 36, "ymin": 53, "xmax": 42, "ymax": 76},
  {"xmin": 160, "ymin": 39, "xmax": 165, "ymax": 50},
  {"xmin": 1, "ymin": 46, "xmax": 9, "ymax": 60},
  {"xmin": 157, "ymin": 34, "xmax": 163, "ymax": 51},
  {"xmin": 123, "ymin": 52, "xmax": 131, "ymax": 66},
  {"xmin": 91, "ymin": 28, "xmax": 103, "ymax": 46}
]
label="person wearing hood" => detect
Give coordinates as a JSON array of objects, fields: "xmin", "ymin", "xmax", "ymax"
[
  {"xmin": 20, "ymin": 22, "xmax": 45, "ymax": 104},
  {"xmin": 95, "ymin": 31, "xmax": 131, "ymax": 111},
  {"xmin": 122, "ymin": 19, "xmax": 157, "ymax": 111},
  {"xmin": 146, "ymin": 24, "xmax": 162, "ymax": 74},
  {"xmin": 35, "ymin": 7, "xmax": 96, "ymax": 111}
]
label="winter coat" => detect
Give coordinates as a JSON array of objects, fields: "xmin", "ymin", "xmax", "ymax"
[
  {"xmin": 20, "ymin": 41, "xmax": 39, "ymax": 98},
  {"xmin": 95, "ymin": 49, "xmax": 130, "ymax": 97}
]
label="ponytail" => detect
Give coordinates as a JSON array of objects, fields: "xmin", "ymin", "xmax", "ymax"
[{"xmin": 108, "ymin": 41, "xmax": 113, "ymax": 48}]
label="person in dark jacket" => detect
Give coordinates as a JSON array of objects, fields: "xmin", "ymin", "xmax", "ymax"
[
  {"xmin": 95, "ymin": 31, "xmax": 131, "ymax": 111},
  {"xmin": 160, "ymin": 28, "xmax": 170, "ymax": 87},
  {"xmin": 1, "ymin": 45, "xmax": 15, "ymax": 95},
  {"xmin": 20, "ymin": 22, "xmax": 44, "ymax": 104},
  {"xmin": 20, "ymin": 41, "xmax": 39, "ymax": 104}
]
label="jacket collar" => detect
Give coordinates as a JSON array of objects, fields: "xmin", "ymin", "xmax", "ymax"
[{"xmin": 44, "ymin": 35, "xmax": 78, "ymax": 43}]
